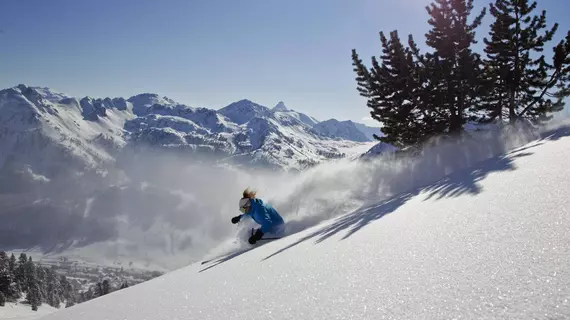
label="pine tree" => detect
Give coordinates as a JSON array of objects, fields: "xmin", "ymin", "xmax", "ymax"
[
  {"xmin": 94, "ymin": 278, "xmax": 111, "ymax": 297},
  {"xmin": 59, "ymin": 275, "xmax": 74, "ymax": 305},
  {"xmin": 102, "ymin": 279, "xmax": 111, "ymax": 296},
  {"xmin": 8, "ymin": 254, "xmax": 17, "ymax": 278},
  {"xmin": 119, "ymin": 281, "xmax": 129, "ymax": 290},
  {"xmin": 424, "ymin": 0, "xmax": 487, "ymax": 133},
  {"xmin": 27, "ymin": 282, "xmax": 41, "ymax": 311},
  {"xmin": 352, "ymin": 31, "xmax": 428, "ymax": 147},
  {"xmin": 35, "ymin": 264, "xmax": 47, "ymax": 303},
  {"xmin": 0, "ymin": 252, "xmax": 17, "ymax": 301},
  {"xmin": 23, "ymin": 257, "xmax": 42, "ymax": 311},
  {"xmin": 0, "ymin": 251, "xmax": 10, "ymax": 294},
  {"xmin": 8, "ymin": 254, "xmax": 18, "ymax": 296},
  {"xmin": 16, "ymin": 254, "xmax": 28, "ymax": 293},
  {"xmin": 352, "ymin": 0, "xmax": 487, "ymax": 148},
  {"xmin": 0, "ymin": 291, "xmax": 5, "ymax": 307},
  {"xmin": 45, "ymin": 268, "xmax": 60, "ymax": 308},
  {"xmin": 482, "ymin": 0, "xmax": 569, "ymax": 123}
]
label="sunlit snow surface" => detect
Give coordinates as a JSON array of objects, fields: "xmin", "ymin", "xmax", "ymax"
[
  {"xmin": 39, "ymin": 126, "xmax": 570, "ymax": 319},
  {"xmin": 0, "ymin": 302, "xmax": 58, "ymax": 320}
]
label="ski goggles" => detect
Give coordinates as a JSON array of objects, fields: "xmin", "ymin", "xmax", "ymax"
[{"xmin": 239, "ymin": 198, "xmax": 250, "ymax": 213}]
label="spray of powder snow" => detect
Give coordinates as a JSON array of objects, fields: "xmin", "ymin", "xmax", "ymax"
[{"xmin": 21, "ymin": 116, "xmax": 570, "ymax": 271}]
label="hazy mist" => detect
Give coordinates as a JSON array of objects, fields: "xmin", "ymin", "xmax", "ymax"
[{"xmin": 1, "ymin": 117, "xmax": 568, "ymax": 271}]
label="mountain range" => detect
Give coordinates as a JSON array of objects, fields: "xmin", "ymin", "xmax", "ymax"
[
  {"xmin": 0, "ymin": 84, "xmax": 385, "ymax": 269},
  {"xmin": 0, "ymin": 84, "xmax": 381, "ymax": 177}
]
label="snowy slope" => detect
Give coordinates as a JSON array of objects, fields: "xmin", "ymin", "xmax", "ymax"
[
  {"xmin": 217, "ymin": 99, "xmax": 270, "ymax": 125},
  {"xmin": 0, "ymin": 85, "xmax": 134, "ymax": 183},
  {"xmin": 361, "ymin": 141, "xmax": 398, "ymax": 158},
  {"xmin": 313, "ymin": 119, "xmax": 371, "ymax": 142},
  {"xmin": 37, "ymin": 123, "xmax": 570, "ymax": 320},
  {"xmin": 0, "ymin": 85, "xmax": 378, "ymax": 269},
  {"xmin": 271, "ymin": 101, "xmax": 319, "ymax": 127},
  {"xmin": 353, "ymin": 122, "xmax": 381, "ymax": 140},
  {"xmin": 0, "ymin": 302, "xmax": 58, "ymax": 320}
]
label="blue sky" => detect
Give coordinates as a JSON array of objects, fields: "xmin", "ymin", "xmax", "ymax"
[{"xmin": 1, "ymin": 0, "xmax": 568, "ymax": 123}]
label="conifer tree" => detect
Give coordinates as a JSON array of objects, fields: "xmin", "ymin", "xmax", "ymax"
[
  {"xmin": 35, "ymin": 264, "xmax": 47, "ymax": 303},
  {"xmin": 352, "ymin": 0, "xmax": 487, "ymax": 148},
  {"xmin": 0, "ymin": 252, "xmax": 10, "ymax": 296},
  {"xmin": 8, "ymin": 254, "xmax": 17, "ymax": 277},
  {"xmin": 352, "ymin": 31, "xmax": 427, "ymax": 147},
  {"xmin": 45, "ymin": 268, "xmax": 60, "ymax": 307},
  {"xmin": 102, "ymin": 279, "xmax": 111, "ymax": 296},
  {"xmin": 27, "ymin": 282, "xmax": 41, "ymax": 311},
  {"xmin": 482, "ymin": 0, "xmax": 569, "ymax": 123},
  {"xmin": 24, "ymin": 258, "xmax": 41, "ymax": 311},
  {"xmin": 59, "ymin": 275, "xmax": 74, "ymax": 305},
  {"xmin": 16, "ymin": 254, "xmax": 28, "ymax": 293},
  {"xmin": 0, "ymin": 252, "xmax": 18, "ymax": 300},
  {"xmin": 424, "ymin": 0, "xmax": 486, "ymax": 132}
]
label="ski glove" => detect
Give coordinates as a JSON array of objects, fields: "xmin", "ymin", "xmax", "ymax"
[
  {"xmin": 248, "ymin": 229, "xmax": 264, "ymax": 245},
  {"xmin": 231, "ymin": 215, "xmax": 241, "ymax": 224}
]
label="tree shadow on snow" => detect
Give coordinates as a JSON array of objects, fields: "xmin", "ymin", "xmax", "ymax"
[
  {"xmin": 262, "ymin": 149, "xmax": 536, "ymax": 261},
  {"xmin": 538, "ymin": 123, "xmax": 570, "ymax": 142},
  {"xmin": 421, "ymin": 151, "xmax": 532, "ymax": 201},
  {"xmin": 203, "ymin": 124, "xmax": 570, "ymax": 264}
]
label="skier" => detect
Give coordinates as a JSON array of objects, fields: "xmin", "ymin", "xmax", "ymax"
[{"xmin": 231, "ymin": 188, "xmax": 285, "ymax": 244}]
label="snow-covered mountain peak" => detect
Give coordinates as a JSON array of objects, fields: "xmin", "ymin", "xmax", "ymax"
[
  {"xmin": 270, "ymin": 104, "xmax": 320, "ymax": 127},
  {"xmin": 272, "ymin": 101, "xmax": 288, "ymax": 112},
  {"xmin": 127, "ymin": 93, "xmax": 177, "ymax": 113},
  {"xmin": 0, "ymin": 85, "xmax": 136, "ymax": 186},
  {"xmin": 15, "ymin": 84, "xmax": 71, "ymax": 103},
  {"xmin": 218, "ymin": 99, "xmax": 270, "ymax": 125},
  {"xmin": 354, "ymin": 122, "xmax": 382, "ymax": 141},
  {"xmin": 313, "ymin": 118, "xmax": 370, "ymax": 142},
  {"xmin": 0, "ymin": 85, "xmax": 386, "ymax": 175}
]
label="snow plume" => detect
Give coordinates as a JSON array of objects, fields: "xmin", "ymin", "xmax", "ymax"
[
  {"xmin": 6, "ymin": 117, "xmax": 570, "ymax": 272},
  {"xmin": 248, "ymin": 117, "xmax": 570, "ymax": 238}
]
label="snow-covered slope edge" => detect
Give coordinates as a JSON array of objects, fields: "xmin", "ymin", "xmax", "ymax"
[
  {"xmin": 39, "ymin": 120, "xmax": 570, "ymax": 320},
  {"xmin": 0, "ymin": 301, "xmax": 58, "ymax": 320},
  {"xmin": 0, "ymin": 85, "xmax": 376, "ymax": 271}
]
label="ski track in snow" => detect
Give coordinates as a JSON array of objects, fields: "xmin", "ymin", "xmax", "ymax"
[{"xmin": 36, "ymin": 123, "xmax": 570, "ymax": 319}]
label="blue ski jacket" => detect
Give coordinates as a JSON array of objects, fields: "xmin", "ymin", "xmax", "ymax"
[{"xmin": 241, "ymin": 198, "xmax": 285, "ymax": 234}]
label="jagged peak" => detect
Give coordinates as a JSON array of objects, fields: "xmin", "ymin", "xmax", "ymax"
[{"xmin": 272, "ymin": 101, "xmax": 288, "ymax": 112}]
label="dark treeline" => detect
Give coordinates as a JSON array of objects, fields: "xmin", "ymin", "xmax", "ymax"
[
  {"xmin": 352, "ymin": 0, "xmax": 570, "ymax": 149},
  {"xmin": 0, "ymin": 251, "xmax": 129, "ymax": 311}
]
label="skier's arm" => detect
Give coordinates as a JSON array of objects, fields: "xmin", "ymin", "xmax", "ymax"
[
  {"xmin": 231, "ymin": 201, "xmax": 256, "ymax": 224},
  {"xmin": 231, "ymin": 214, "xmax": 243, "ymax": 224}
]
